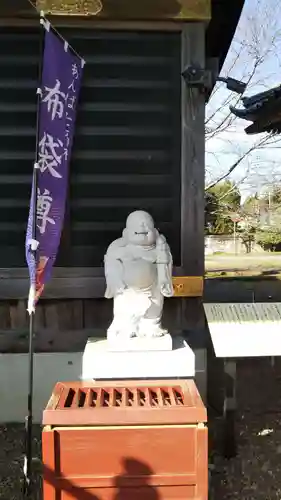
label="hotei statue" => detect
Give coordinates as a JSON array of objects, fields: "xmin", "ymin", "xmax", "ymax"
[{"xmin": 104, "ymin": 210, "xmax": 174, "ymax": 340}]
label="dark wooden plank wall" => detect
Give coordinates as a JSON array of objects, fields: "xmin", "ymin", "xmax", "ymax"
[
  {"xmin": 0, "ymin": 23, "xmax": 206, "ymax": 353},
  {"xmin": 2, "ymin": 276, "xmax": 278, "ymax": 352},
  {"xmin": 0, "ymin": 298, "xmax": 182, "ymax": 352},
  {"xmin": 0, "ymin": 27, "xmax": 181, "ymax": 268}
]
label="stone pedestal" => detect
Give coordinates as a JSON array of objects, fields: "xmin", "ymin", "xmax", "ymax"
[
  {"xmin": 82, "ymin": 335, "xmax": 195, "ymax": 380},
  {"xmin": 107, "ymin": 333, "xmax": 173, "ymax": 352}
]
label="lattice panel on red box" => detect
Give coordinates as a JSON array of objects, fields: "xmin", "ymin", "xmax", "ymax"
[
  {"xmin": 60, "ymin": 386, "xmax": 184, "ymax": 408},
  {"xmin": 43, "ymin": 379, "xmax": 207, "ymax": 426}
]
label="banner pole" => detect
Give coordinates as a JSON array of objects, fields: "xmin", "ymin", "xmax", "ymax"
[{"xmin": 23, "ymin": 12, "xmax": 45, "ymax": 498}]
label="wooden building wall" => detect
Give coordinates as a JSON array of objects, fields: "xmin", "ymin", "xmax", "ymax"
[
  {"xmin": 0, "ymin": 298, "xmax": 184, "ymax": 352},
  {"xmin": 0, "ymin": 21, "xmax": 205, "ymax": 353},
  {"xmin": 0, "ymin": 27, "xmax": 182, "ymax": 268}
]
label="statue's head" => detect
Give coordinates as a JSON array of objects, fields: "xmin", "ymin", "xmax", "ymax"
[{"xmin": 123, "ymin": 210, "xmax": 158, "ymax": 247}]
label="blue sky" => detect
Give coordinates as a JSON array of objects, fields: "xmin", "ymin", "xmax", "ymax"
[{"xmin": 205, "ymin": 0, "xmax": 281, "ymax": 201}]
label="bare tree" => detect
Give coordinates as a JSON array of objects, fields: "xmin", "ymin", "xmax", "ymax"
[{"xmin": 205, "ymin": 0, "xmax": 281, "ymax": 193}]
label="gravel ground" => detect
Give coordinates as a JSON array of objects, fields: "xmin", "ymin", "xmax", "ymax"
[
  {"xmin": 211, "ymin": 357, "xmax": 281, "ymax": 500},
  {"xmin": 1, "ymin": 358, "xmax": 281, "ymax": 499},
  {"xmin": 0, "ymin": 424, "xmax": 42, "ymax": 500}
]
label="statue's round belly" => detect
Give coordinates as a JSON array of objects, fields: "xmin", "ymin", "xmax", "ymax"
[{"xmin": 123, "ymin": 259, "xmax": 157, "ymax": 289}]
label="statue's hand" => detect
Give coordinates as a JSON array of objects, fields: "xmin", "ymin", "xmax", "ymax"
[
  {"xmin": 156, "ymin": 234, "xmax": 166, "ymax": 245},
  {"xmin": 105, "ymin": 280, "xmax": 126, "ymax": 299},
  {"xmin": 115, "ymin": 281, "xmax": 126, "ymax": 294},
  {"xmin": 105, "ymin": 286, "xmax": 114, "ymax": 299},
  {"xmin": 160, "ymin": 283, "xmax": 174, "ymax": 298}
]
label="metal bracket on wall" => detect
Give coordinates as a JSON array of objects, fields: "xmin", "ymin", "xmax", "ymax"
[{"xmin": 182, "ymin": 64, "xmax": 213, "ymax": 93}]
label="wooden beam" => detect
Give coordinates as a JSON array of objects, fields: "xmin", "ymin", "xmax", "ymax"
[
  {"xmin": 0, "ymin": 267, "xmax": 203, "ymax": 299},
  {"xmin": 35, "ymin": 0, "xmax": 211, "ymax": 21},
  {"xmin": 181, "ymin": 24, "xmax": 205, "ymax": 276},
  {"xmin": 180, "ymin": 24, "xmax": 205, "ymax": 332},
  {"xmin": 223, "ymin": 360, "xmax": 237, "ymax": 458},
  {"xmin": 6, "ymin": 271, "xmax": 280, "ymax": 303},
  {"xmin": 0, "ymin": 297, "xmax": 182, "ymax": 352},
  {"xmin": 0, "ymin": 271, "xmax": 105, "ymax": 300},
  {"xmin": 0, "ymin": 16, "xmax": 183, "ymax": 30},
  {"xmin": 0, "ymin": 328, "xmax": 100, "ymax": 353}
]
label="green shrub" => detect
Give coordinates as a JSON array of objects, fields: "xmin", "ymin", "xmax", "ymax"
[{"xmin": 255, "ymin": 230, "xmax": 281, "ymax": 251}]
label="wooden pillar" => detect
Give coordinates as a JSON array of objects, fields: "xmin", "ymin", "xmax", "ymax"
[
  {"xmin": 223, "ymin": 360, "xmax": 237, "ymax": 458},
  {"xmin": 181, "ymin": 24, "xmax": 205, "ymax": 333}
]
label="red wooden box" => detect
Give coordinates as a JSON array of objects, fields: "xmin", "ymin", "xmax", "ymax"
[{"xmin": 42, "ymin": 379, "xmax": 208, "ymax": 500}]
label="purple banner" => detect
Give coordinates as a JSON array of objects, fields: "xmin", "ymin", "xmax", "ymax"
[{"xmin": 26, "ymin": 23, "xmax": 84, "ymax": 312}]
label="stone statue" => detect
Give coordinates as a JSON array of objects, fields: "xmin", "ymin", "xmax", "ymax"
[{"xmin": 104, "ymin": 210, "xmax": 174, "ymax": 341}]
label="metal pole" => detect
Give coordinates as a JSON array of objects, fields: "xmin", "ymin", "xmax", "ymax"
[
  {"xmin": 23, "ymin": 13, "xmax": 45, "ymax": 498},
  {"xmin": 233, "ymin": 221, "xmax": 236, "ymax": 255},
  {"xmin": 23, "ymin": 312, "xmax": 35, "ymax": 497}
]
